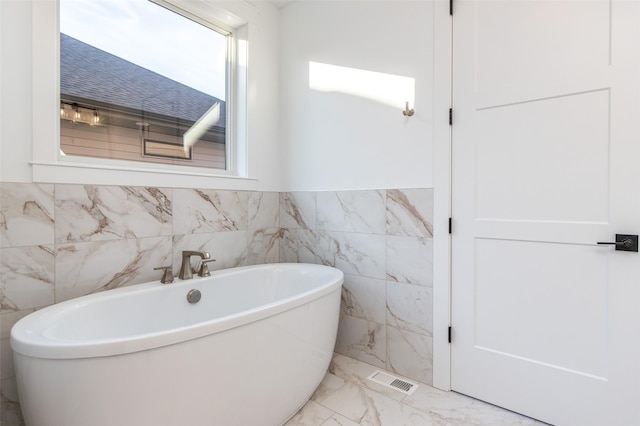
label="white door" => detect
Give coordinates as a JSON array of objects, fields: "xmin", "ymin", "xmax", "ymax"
[{"xmin": 451, "ymin": 1, "xmax": 640, "ymax": 425}]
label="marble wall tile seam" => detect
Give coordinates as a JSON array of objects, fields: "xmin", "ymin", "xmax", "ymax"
[
  {"xmin": 284, "ymin": 233, "xmax": 432, "ymax": 287},
  {"xmin": 340, "ymin": 272, "xmax": 387, "ymax": 324},
  {"xmin": 1, "ymin": 376, "xmax": 23, "ymax": 425},
  {"xmin": 1, "ymin": 310, "xmax": 36, "ymax": 340},
  {"xmin": 0, "ymin": 182, "xmax": 55, "ymax": 249},
  {"xmin": 248, "ymin": 192, "xmax": 280, "ymax": 230},
  {"xmin": 0, "ymin": 316, "xmax": 34, "ymax": 383},
  {"xmin": 316, "ymin": 231, "xmax": 386, "ymax": 280},
  {"xmin": 173, "ymin": 188, "xmax": 251, "ymax": 235},
  {"xmin": 316, "ymin": 228, "xmax": 389, "ymax": 237},
  {"xmin": 279, "ymin": 192, "xmax": 317, "ymax": 230},
  {"xmin": 340, "ymin": 277, "xmax": 433, "ymax": 334},
  {"xmin": 55, "ymin": 235, "xmax": 172, "ymax": 303},
  {"xmin": 386, "ymin": 278, "xmax": 434, "ymax": 289},
  {"xmin": 335, "ymin": 314, "xmax": 388, "ymax": 369},
  {"xmin": 280, "ymin": 228, "xmax": 433, "ymax": 238},
  {"xmin": 55, "ymin": 232, "xmax": 174, "ymax": 244},
  {"xmin": 316, "ymin": 190, "xmax": 387, "ymax": 235},
  {"xmin": 385, "ymin": 311, "xmax": 433, "ymax": 337},
  {"xmin": 246, "ymin": 227, "xmax": 282, "ymax": 265},
  {"xmin": 281, "ymin": 228, "xmax": 434, "ymax": 239},
  {"xmin": 0, "ymin": 337, "xmax": 16, "ymax": 381},
  {"xmin": 54, "ymin": 184, "xmax": 174, "ymax": 244},
  {"xmin": 386, "ymin": 324, "xmax": 433, "ymax": 339},
  {"xmin": 386, "ymin": 325, "xmax": 434, "ymax": 385},
  {"xmin": 386, "ymin": 316, "xmax": 433, "ymax": 338},
  {"xmin": 386, "ymin": 234, "xmax": 433, "ymax": 287},
  {"xmin": 2, "ymin": 226, "xmax": 278, "ymax": 314},
  {"xmin": 1, "ymin": 245, "xmax": 55, "ymax": 314},
  {"xmin": 279, "ymin": 228, "xmax": 319, "ymax": 265},
  {"xmin": 386, "ymin": 188, "xmax": 434, "ymax": 239},
  {"xmin": 339, "ymin": 305, "xmax": 432, "ymax": 338}
]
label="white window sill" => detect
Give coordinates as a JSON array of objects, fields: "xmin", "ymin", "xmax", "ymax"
[{"xmin": 31, "ymin": 161, "xmax": 258, "ymax": 191}]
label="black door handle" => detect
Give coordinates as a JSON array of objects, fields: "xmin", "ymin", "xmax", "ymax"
[
  {"xmin": 597, "ymin": 234, "xmax": 638, "ymax": 252},
  {"xmin": 597, "ymin": 240, "xmax": 632, "ymax": 248}
]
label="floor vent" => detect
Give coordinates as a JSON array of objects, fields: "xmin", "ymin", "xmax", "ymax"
[{"xmin": 367, "ymin": 370, "xmax": 419, "ymax": 395}]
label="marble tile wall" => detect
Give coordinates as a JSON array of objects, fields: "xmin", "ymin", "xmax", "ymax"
[
  {"xmin": 0, "ymin": 182, "xmax": 280, "ymax": 425},
  {"xmin": 280, "ymin": 189, "xmax": 434, "ymax": 385},
  {"xmin": 0, "ymin": 183, "xmax": 433, "ymax": 425}
]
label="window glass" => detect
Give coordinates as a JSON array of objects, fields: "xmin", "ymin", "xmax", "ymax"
[{"xmin": 59, "ymin": 0, "xmax": 229, "ymax": 169}]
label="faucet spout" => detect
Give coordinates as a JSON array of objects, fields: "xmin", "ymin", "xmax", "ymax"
[{"xmin": 179, "ymin": 250, "xmax": 210, "ymax": 280}]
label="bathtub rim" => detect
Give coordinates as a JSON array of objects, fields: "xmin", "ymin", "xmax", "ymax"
[{"xmin": 10, "ymin": 263, "xmax": 344, "ymax": 360}]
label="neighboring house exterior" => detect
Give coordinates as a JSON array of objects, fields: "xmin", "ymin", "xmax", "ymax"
[{"xmin": 60, "ymin": 33, "xmax": 226, "ymax": 168}]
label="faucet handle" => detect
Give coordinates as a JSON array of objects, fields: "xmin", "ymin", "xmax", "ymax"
[
  {"xmin": 198, "ymin": 259, "xmax": 216, "ymax": 277},
  {"xmin": 154, "ymin": 266, "xmax": 174, "ymax": 284}
]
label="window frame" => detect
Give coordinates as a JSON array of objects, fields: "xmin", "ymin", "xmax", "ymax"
[
  {"xmin": 59, "ymin": 0, "xmax": 232, "ymax": 172},
  {"xmin": 32, "ymin": 0, "xmax": 255, "ymax": 190}
]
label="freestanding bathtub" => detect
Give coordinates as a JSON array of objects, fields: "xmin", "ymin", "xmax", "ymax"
[{"xmin": 11, "ymin": 263, "xmax": 343, "ymax": 426}]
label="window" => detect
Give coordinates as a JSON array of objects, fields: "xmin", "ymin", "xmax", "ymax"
[{"xmin": 59, "ymin": 0, "xmax": 230, "ymax": 170}]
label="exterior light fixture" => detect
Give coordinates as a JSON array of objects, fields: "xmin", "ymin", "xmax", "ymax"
[{"xmin": 60, "ymin": 101, "xmax": 101, "ymax": 126}]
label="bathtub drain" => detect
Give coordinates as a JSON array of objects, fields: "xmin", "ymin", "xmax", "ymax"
[{"xmin": 187, "ymin": 289, "xmax": 201, "ymax": 304}]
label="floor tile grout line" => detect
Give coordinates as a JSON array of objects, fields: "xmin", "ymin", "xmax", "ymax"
[{"xmin": 293, "ymin": 353, "xmax": 546, "ymax": 426}]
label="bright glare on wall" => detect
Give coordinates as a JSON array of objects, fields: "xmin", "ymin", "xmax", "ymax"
[{"xmin": 309, "ymin": 62, "xmax": 415, "ymax": 111}]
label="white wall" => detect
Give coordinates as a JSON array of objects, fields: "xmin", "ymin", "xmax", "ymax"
[
  {"xmin": 1, "ymin": 0, "xmax": 435, "ymax": 191},
  {"xmin": 0, "ymin": 0, "xmax": 282, "ymax": 192},
  {"xmin": 279, "ymin": 0, "xmax": 435, "ymax": 191},
  {"xmin": 241, "ymin": 1, "xmax": 282, "ymax": 191},
  {"xmin": 0, "ymin": 1, "xmax": 33, "ymax": 183}
]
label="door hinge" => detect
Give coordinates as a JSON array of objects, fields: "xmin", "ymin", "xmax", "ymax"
[
  {"xmin": 448, "ymin": 326, "xmax": 452, "ymax": 343},
  {"xmin": 449, "ymin": 0, "xmax": 453, "ymax": 15},
  {"xmin": 448, "ymin": 217, "xmax": 452, "ymax": 234},
  {"xmin": 449, "ymin": 108, "xmax": 453, "ymax": 125}
]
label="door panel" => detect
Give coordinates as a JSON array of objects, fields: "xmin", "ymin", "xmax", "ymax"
[
  {"xmin": 475, "ymin": 239, "xmax": 608, "ymax": 379},
  {"xmin": 451, "ymin": 1, "xmax": 640, "ymax": 424},
  {"xmin": 475, "ymin": 90, "xmax": 610, "ymax": 222},
  {"xmin": 473, "ymin": 1, "xmax": 611, "ymax": 92}
]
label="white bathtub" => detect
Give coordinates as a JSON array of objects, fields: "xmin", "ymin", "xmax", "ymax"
[{"xmin": 11, "ymin": 263, "xmax": 343, "ymax": 426}]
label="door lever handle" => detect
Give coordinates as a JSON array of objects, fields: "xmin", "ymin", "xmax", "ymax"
[
  {"xmin": 597, "ymin": 240, "xmax": 632, "ymax": 248},
  {"xmin": 597, "ymin": 234, "xmax": 638, "ymax": 252}
]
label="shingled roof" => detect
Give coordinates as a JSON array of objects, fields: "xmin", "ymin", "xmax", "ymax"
[{"xmin": 60, "ymin": 33, "xmax": 225, "ymax": 126}]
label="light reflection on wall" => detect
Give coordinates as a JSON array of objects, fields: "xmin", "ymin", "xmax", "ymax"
[{"xmin": 309, "ymin": 61, "xmax": 415, "ymax": 110}]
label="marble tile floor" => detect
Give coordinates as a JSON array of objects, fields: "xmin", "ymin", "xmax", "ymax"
[{"xmin": 285, "ymin": 354, "xmax": 549, "ymax": 426}]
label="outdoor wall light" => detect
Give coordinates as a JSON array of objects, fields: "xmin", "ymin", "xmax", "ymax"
[{"xmin": 60, "ymin": 101, "xmax": 101, "ymax": 126}]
